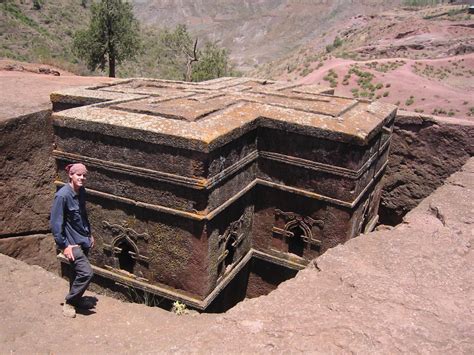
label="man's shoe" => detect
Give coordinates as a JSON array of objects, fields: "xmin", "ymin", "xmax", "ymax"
[
  {"xmin": 62, "ymin": 303, "xmax": 76, "ymax": 318},
  {"xmin": 74, "ymin": 298, "xmax": 95, "ymax": 310}
]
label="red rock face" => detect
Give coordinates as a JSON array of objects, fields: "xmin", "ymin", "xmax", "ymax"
[
  {"xmin": 380, "ymin": 111, "xmax": 474, "ymax": 225},
  {"xmin": 51, "ymin": 77, "xmax": 396, "ymax": 310}
]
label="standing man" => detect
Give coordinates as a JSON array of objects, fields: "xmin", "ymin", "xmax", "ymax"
[{"xmin": 51, "ymin": 163, "xmax": 94, "ymax": 318}]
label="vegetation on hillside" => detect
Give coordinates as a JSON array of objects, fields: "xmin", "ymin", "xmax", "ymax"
[
  {"xmin": 117, "ymin": 24, "xmax": 239, "ymax": 81},
  {"xmin": 1, "ymin": 0, "xmax": 238, "ymax": 81},
  {"xmin": 403, "ymin": 0, "xmax": 444, "ymax": 6},
  {"xmin": 0, "ymin": 0, "xmax": 90, "ymax": 73}
]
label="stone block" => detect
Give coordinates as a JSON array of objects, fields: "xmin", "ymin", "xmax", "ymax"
[{"xmin": 50, "ymin": 77, "xmax": 396, "ymax": 309}]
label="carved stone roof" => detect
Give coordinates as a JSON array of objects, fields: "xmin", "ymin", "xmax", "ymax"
[{"xmin": 51, "ymin": 77, "xmax": 397, "ymax": 152}]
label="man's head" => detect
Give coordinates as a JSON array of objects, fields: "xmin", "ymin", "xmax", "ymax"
[{"xmin": 66, "ymin": 163, "xmax": 87, "ymax": 192}]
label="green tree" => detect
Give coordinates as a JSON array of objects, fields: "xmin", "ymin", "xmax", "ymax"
[
  {"xmin": 73, "ymin": 0, "xmax": 140, "ymax": 77},
  {"xmin": 153, "ymin": 24, "xmax": 237, "ymax": 82},
  {"xmin": 157, "ymin": 24, "xmax": 195, "ymax": 81},
  {"xmin": 191, "ymin": 41, "xmax": 233, "ymax": 82}
]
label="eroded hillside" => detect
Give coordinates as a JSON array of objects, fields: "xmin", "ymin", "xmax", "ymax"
[
  {"xmin": 131, "ymin": 0, "xmax": 404, "ymax": 71},
  {"xmin": 255, "ymin": 4, "xmax": 474, "ymax": 119}
]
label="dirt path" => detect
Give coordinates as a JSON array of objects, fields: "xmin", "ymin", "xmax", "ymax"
[{"xmin": 1, "ymin": 159, "xmax": 473, "ymax": 354}]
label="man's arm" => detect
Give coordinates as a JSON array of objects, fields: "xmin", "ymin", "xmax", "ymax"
[
  {"xmin": 51, "ymin": 195, "xmax": 68, "ymax": 249},
  {"xmin": 51, "ymin": 195, "xmax": 76, "ymax": 261},
  {"xmin": 80, "ymin": 188, "xmax": 94, "ymax": 248}
]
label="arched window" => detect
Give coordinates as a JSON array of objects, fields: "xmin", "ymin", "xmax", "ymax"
[
  {"xmin": 287, "ymin": 225, "xmax": 306, "ymax": 257},
  {"xmin": 117, "ymin": 239, "xmax": 136, "ymax": 273},
  {"xmin": 272, "ymin": 209, "xmax": 324, "ymax": 259},
  {"xmin": 102, "ymin": 221, "xmax": 150, "ymax": 278}
]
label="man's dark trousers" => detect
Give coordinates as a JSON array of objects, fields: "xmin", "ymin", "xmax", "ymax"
[{"xmin": 66, "ymin": 246, "xmax": 93, "ymax": 305}]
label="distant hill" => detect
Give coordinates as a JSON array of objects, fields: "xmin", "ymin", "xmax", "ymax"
[
  {"xmin": 1, "ymin": 0, "xmax": 408, "ymax": 74},
  {"xmin": 252, "ymin": 4, "xmax": 473, "ymax": 119},
  {"xmin": 0, "ymin": 0, "xmax": 405, "ymax": 76},
  {"xmin": 130, "ymin": 0, "xmax": 404, "ymax": 71}
]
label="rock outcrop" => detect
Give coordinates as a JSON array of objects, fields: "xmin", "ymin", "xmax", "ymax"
[
  {"xmin": 0, "ymin": 234, "xmax": 56, "ymax": 272},
  {"xmin": 380, "ymin": 110, "xmax": 474, "ymax": 225},
  {"xmin": 0, "ymin": 68, "xmax": 114, "ymax": 269}
]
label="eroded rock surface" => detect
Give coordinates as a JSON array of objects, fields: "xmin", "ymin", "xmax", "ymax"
[
  {"xmin": 0, "ymin": 110, "xmax": 55, "ymax": 236},
  {"xmin": 1, "ymin": 158, "xmax": 472, "ymax": 353},
  {"xmin": 380, "ymin": 110, "xmax": 474, "ymax": 225},
  {"xmin": 0, "ymin": 68, "xmax": 114, "ymax": 237},
  {"xmin": 0, "ymin": 234, "xmax": 56, "ymax": 272}
]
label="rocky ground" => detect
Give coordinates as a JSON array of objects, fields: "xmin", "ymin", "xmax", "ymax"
[{"xmin": 1, "ymin": 159, "xmax": 472, "ymax": 353}]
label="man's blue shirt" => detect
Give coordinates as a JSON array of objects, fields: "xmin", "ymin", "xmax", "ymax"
[{"xmin": 50, "ymin": 184, "xmax": 91, "ymax": 249}]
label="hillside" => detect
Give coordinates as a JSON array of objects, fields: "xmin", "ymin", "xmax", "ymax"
[
  {"xmin": 131, "ymin": 0, "xmax": 404, "ymax": 71},
  {"xmin": 253, "ymin": 4, "xmax": 474, "ymax": 119},
  {"xmin": 1, "ymin": 0, "xmax": 404, "ymax": 75},
  {"xmin": 0, "ymin": 0, "xmax": 90, "ymax": 73}
]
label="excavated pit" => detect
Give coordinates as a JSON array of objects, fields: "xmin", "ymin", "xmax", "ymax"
[{"xmin": 60, "ymin": 253, "xmax": 299, "ymax": 312}]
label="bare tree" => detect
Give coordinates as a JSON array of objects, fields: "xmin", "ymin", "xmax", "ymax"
[{"xmin": 184, "ymin": 38, "xmax": 198, "ymax": 82}]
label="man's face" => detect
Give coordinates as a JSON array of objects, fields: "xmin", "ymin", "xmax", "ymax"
[{"xmin": 69, "ymin": 172, "xmax": 87, "ymax": 190}]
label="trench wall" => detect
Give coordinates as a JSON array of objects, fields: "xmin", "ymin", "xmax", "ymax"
[
  {"xmin": 380, "ymin": 110, "xmax": 474, "ymax": 225},
  {"xmin": 0, "ymin": 111, "xmax": 57, "ymax": 270}
]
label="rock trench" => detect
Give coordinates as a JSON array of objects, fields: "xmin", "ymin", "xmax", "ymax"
[{"xmin": 0, "ymin": 158, "xmax": 472, "ymax": 353}]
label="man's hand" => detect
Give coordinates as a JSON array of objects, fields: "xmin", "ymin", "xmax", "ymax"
[
  {"xmin": 90, "ymin": 235, "xmax": 95, "ymax": 248},
  {"xmin": 63, "ymin": 245, "xmax": 77, "ymax": 261}
]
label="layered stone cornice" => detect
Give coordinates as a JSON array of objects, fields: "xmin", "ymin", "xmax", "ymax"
[{"xmin": 51, "ymin": 77, "xmax": 396, "ymax": 151}]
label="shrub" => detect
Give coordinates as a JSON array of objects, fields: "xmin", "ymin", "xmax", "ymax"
[
  {"xmin": 301, "ymin": 67, "xmax": 311, "ymax": 77},
  {"xmin": 172, "ymin": 301, "xmax": 188, "ymax": 315},
  {"xmin": 333, "ymin": 36, "xmax": 343, "ymax": 48},
  {"xmin": 432, "ymin": 108, "xmax": 447, "ymax": 115},
  {"xmin": 405, "ymin": 97, "xmax": 415, "ymax": 106}
]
